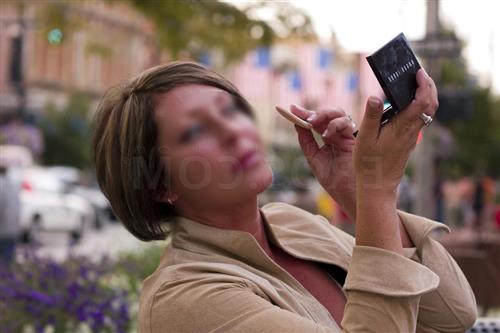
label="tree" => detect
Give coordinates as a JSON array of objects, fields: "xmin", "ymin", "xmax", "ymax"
[
  {"xmin": 437, "ymin": 30, "xmax": 500, "ymax": 178},
  {"xmin": 41, "ymin": 92, "xmax": 92, "ymax": 169},
  {"xmin": 37, "ymin": 0, "xmax": 315, "ymax": 67},
  {"xmin": 443, "ymin": 87, "xmax": 500, "ymax": 178},
  {"xmin": 126, "ymin": 0, "xmax": 316, "ymax": 65},
  {"xmin": 126, "ymin": 0, "xmax": 272, "ymax": 63}
]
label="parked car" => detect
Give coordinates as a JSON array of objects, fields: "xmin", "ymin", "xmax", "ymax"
[
  {"xmin": 72, "ymin": 185, "xmax": 115, "ymax": 229},
  {"xmin": 0, "ymin": 145, "xmax": 33, "ymax": 167},
  {"xmin": 45, "ymin": 166, "xmax": 116, "ymax": 229},
  {"xmin": 7, "ymin": 167, "xmax": 94, "ymax": 242}
]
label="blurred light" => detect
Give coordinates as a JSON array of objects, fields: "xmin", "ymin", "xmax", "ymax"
[
  {"xmin": 47, "ymin": 28, "xmax": 63, "ymax": 45},
  {"xmin": 250, "ymin": 25, "xmax": 264, "ymax": 39},
  {"xmin": 417, "ymin": 130, "xmax": 423, "ymax": 144},
  {"xmin": 22, "ymin": 180, "xmax": 32, "ymax": 192}
]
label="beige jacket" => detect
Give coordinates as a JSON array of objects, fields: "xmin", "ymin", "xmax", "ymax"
[{"xmin": 139, "ymin": 202, "xmax": 477, "ymax": 333}]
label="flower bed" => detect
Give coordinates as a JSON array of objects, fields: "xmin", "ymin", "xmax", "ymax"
[{"xmin": 0, "ymin": 245, "xmax": 163, "ymax": 333}]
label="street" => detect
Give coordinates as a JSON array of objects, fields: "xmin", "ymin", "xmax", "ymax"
[{"xmin": 18, "ymin": 222, "xmax": 155, "ymax": 261}]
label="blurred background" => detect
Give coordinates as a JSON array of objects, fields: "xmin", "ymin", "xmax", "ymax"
[{"xmin": 0, "ymin": 0, "xmax": 499, "ymax": 331}]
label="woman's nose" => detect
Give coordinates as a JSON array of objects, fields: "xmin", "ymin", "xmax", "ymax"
[{"xmin": 216, "ymin": 119, "xmax": 239, "ymax": 144}]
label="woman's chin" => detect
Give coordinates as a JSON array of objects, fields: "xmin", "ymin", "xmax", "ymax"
[
  {"xmin": 248, "ymin": 164, "xmax": 273, "ymax": 194},
  {"xmin": 216, "ymin": 163, "xmax": 273, "ymax": 197}
]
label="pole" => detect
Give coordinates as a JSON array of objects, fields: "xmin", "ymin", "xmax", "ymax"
[{"xmin": 414, "ymin": 0, "xmax": 441, "ymax": 219}]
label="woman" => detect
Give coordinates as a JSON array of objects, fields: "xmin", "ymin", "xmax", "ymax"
[{"xmin": 92, "ymin": 61, "xmax": 476, "ymax": 332}]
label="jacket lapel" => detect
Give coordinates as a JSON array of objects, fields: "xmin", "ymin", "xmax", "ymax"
[
  {"xmin": 170, "ymin": 202, "xmax": 353, "ymax": 272},
  {"xmin": 261, "ymin": 202, "xmax": 353, "ymax": 271}
]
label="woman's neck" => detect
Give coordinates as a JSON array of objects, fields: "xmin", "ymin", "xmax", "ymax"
[{"xmin": 175, "ymin": 197, "xmax": 273, "ymax": 255}]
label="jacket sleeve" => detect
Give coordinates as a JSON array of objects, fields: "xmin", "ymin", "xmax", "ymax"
[
  {"xmin": 397, "ymin": 210, "xmax": 478, "ymax": 332},
  {"xmin": 146, "ymin": 247, "xmax": 440, "ymax": 333},
  {"xmin": 341, "ymin": 245, "xmax": 440, "ymax": 332}
]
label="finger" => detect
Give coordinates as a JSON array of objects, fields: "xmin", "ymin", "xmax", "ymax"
[
  {"xmin": 294, "ymin": 124, "xmax": 320, "ymax": 164},
  {"xmin": 301, "ymin": 107, "xmax": 347, "ymax": 135},
  {"xmin": 326, "ymin": 134, "xmax": 356, "ymax": 152},
  {"xmin": 333, "ymin": 138, "xmax": 356, "ymax": 152},
  {"xmin": 308, "ymin": 107, "xmax": 346, "ymax": 127},
  {"xmin": 399, "ymin": 69, "xmax": 435, "ymax": 126},
  {"xmin": 427, "ymin": 70, "xmax": 439, "ymax": 116},
  {"xmin": 413, "ymin": 69, "xmax": 433, "ymax": 114},
  {"xmin": 292, "ymin": 104, "xmax": 347, "ymax": 134},
  {"xmin": 357, "ymin": 96, "xmax": 384, "ymax": 140},
  {"xmin": 290, "ymin": 103, "xmax": 314, "ymax": 120},
  {"xmin": 322, "ymin": 117, "xmax": 353, "ymax": 141}
]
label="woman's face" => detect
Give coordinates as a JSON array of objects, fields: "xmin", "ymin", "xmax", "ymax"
[{"xmin": 154, "ymin": 84, "xmax": 273, "ymax": 211}]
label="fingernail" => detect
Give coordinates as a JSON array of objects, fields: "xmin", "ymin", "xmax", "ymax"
[
  {"xmin": 368, "ymin": 97, "xmax": 381, "ymax": 108},
  {"xmin": 321, "ymin": 129, "xmax": 329, "ymax": 138},
  {"xmin": 307, "ymin": 113, "xmax": 317, "ymax": 122}
]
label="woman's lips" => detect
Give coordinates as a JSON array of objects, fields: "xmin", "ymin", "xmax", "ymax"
[{"xmin": 233, "ymin": 150, "xmax": 259, "ymax": 172}]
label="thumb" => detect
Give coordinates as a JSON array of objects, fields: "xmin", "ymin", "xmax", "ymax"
[{"xmin": 358, "ymin": 96, "xmax": 383, "ymax": 140}]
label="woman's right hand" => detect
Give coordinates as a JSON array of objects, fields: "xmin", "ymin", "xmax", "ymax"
[{"xmin": 353, "ymin": 69, "xmax": 439, "ymax": 196}]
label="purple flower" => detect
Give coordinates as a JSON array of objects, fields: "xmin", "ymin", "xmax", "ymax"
[{"xmin": 0, "ymin": 248, "xmax": 134, "ymax": 332}]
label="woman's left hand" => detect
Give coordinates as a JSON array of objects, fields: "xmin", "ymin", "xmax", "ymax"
[{"xmin": 290, "ymin": 104, "xmax": 357, "ymax": 221}]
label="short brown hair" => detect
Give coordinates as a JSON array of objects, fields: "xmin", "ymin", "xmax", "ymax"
[{"xmin": 92, "ymin": 61, "xmax": 255, "ymax": 241}]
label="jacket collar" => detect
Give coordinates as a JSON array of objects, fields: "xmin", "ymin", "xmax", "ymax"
[{"xmin": 169, "ymin": 202, "xmax": 353, "ymax": 271}]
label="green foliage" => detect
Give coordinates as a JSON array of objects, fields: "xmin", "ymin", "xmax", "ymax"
[
  {"xmin": 441, "ymin": 57, "xmax": 467, "ymax": 87},
  {"xmin": 41, "ymin": 92, "xmax": 92, "ymax": 169},
  {"xmin": 242, "ymin": 1, "xmax": 317, "ymax": 40},
  {"xmin": 445, "ymin": 87, "xmax": 500, "ymax": 178},
  {"xmin": 85, "ymin": 41, "xmax": 113, "ymax": 58},
  {"xmin": 125, "ymin": 0, "xmax": 274, "ymax": 64},
  {"xmin": 112, "ymin": 244, "xmax": 165, "ymax": 332},
  {"xmin": 36, "ymin": 1, "xmax": 85, "ymax": 45},
  {"xmin": 36, "ymin": 0, "xmax": 315, "ymax": 66},
  {"xmin": 434, "ymin": 29, "xmax": 500, "ymax": 178},
  {"xmin": 270, "ymin": 146, "xmax": 313, "ymax": 190},
  {"xmin": 114, "ymin": 244, "xmax": 165, "ymax": 295}
]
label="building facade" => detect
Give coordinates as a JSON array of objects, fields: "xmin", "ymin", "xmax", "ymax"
[{"xmin": 1, "ymin": 0, "xmax": 383, "ymax": 155}]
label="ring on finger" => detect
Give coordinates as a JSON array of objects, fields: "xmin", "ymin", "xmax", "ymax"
[
  {"xmin": 346, "ymin": 114, "xmax": 356, "ymax": 128},
  {"xmin": 419, "ymin": 112, "xmax": 433, "ymax": 127}
]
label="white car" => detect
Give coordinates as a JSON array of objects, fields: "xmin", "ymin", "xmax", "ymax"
[
  {"xmin": 46, "ymin": 166, "xmax": 116, "ymax": 229},
  {"xmin": 8, "ymin": 167, "xmax": 94, "ymax": 242}
]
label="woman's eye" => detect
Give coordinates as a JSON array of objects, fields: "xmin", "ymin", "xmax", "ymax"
[
  {"xmin": 222, "ymin": 104, "xmax": 240, "ymax": 116},
  {"xmin": 180, "ymin": 124, "xmax": 205, "ymax": 142},
  {"xmin": 179, "ymin": 105, "xmax": 241, "ymax": 142}
]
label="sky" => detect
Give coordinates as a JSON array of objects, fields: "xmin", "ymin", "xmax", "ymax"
[{"xmin": 232, "ymin": 0, "xmax": 500, "ymax": 94}]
